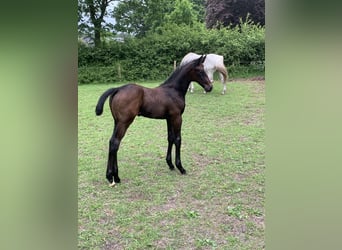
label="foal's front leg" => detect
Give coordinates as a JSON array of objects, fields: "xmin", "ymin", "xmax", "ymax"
[{"xmin": 174, "ymin": 131, "xmax": 186, "ymax": 175}]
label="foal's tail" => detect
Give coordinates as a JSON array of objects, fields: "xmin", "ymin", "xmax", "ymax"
[{"xmin": 95, "ymin": 88, "xmax": 119, "ymax": 116}]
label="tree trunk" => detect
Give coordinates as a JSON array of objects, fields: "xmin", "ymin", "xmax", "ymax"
[
  {"xmin": 94, "ymin": 22, "xmax": 102, "ymax": 47},
  {"xmin": 86, "ymin": 0, "xmax": 109, "ymax": 47}
]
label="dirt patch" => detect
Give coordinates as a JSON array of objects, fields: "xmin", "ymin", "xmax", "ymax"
[
  {"xmin": 243, "ymin": 108, "xmax": 264, "ymax": 126},
  {"xmin": 191, "ymin": 153, "xmax": 220, "ymax": 168},
  {"xmin": 229, "ymin": 76, "xmax": 265, "ymax": 82},
  {"xmin": 149, "ymin": 194, "xmax": 181, "ymax": 213}
]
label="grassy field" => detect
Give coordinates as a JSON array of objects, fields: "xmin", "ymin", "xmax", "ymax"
[{"xmin": 78, "ymin": 79, "xmax": 265, "ymax": 249}]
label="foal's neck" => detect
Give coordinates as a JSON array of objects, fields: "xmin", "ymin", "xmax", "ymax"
[
  {"xmin": 162, "ymin": 76, "xmax": 191, "ymax": 98},
  {"xmin": 174, "ymin": 77, "xmax": 191, "ymax": 97}
]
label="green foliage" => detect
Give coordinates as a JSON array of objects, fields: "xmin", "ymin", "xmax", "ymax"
[
  {"xmin": 166, "ymin": 0, "xmax": 198, "ymax": 26},
  {"xmin": 113, "ymin": 0, "xmax": 174, "ymax": 37},
  {"xmin": 196, "ymin": 238, "xmax": 217, "ymax": 247},
  {"xmin": 78, "ymin": 20, "xmax": 264, "ymax": 84},
  {"xmin": 227, "ymin": 205, "xmax": 244, "ymax": 220},
  {"xmin": 113, "ymin": 0, "xmax": 147, "ymax": 36},
  {"xmin": 185, "ymin": 210, "xmax": 200, "ymax": 219},
  {"xmin": 113, "ymin": 0, "xmax": 205, "ymax": 37},
  {"xmin": 190, "ymin": 0, "xmax": 206, "ymax": 22}
]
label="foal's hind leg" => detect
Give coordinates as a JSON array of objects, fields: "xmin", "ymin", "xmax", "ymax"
[
  {"xmin": 166, "ymin": 119, "xmax": 175, "ymax": 170},
  {"xmin": 166, "ymin": 117, "xmax": 186, "ymax": 174},
  {"xmin": 106, "ymin": 120, "xmax": 132, "ymax": 186}
]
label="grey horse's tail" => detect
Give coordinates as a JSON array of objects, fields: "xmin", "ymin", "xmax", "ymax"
[{"xmin": 216, "ymin": 65, "xmax": 228, "ymax": 83}]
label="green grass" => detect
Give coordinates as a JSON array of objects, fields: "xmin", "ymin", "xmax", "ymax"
[{"xmin": 78, "ymin": 79, "xmax": 265, "ymax": 249}]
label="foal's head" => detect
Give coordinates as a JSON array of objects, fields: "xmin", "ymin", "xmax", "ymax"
[{"xmin": 188, "ymin": 55, "xmax": 213, "ymax": 92}]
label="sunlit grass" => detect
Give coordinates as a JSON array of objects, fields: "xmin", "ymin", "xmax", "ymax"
[{"xmin": 78, "ymin": 79, "xmax": 265, "ymax": 249}]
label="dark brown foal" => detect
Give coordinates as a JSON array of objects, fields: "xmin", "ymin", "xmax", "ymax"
[{"xmin": 95, "ymin": 55, "xmax": 212, "ymax": 186}]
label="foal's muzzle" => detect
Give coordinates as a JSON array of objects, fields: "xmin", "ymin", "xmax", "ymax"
[{"xmin": 205, "ymin": 84, "xmax": 213, "ymax": 92}]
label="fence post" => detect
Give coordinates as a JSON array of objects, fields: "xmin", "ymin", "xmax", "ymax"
[
  {"xmin": 117, "ymin": 63, "xmax": 122, "ymax": 80},
  {"xmin": 174, "ymin": 60, "xmax": 177, "ymax": 70}
]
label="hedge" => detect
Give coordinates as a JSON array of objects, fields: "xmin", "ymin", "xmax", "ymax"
[{"xmin": 78, "ymin": 22, "xmax": 264, "ymax": 84}]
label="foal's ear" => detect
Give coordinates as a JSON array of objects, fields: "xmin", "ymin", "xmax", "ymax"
[
  {"xmin": 196, "ymin": 55, "xmax": 206, "ymax": 65},
  {"xmin": 201, "ymin": 54, "xmax": 207, "ymax": 63}
]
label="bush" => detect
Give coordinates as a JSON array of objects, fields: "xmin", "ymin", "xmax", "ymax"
[{"xmin": 78, "ymin": 21, "xmax": 264, "ymax": 84}]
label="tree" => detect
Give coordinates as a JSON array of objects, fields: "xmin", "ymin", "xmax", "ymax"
[
  {"xmin": 190, "ymin": 0, "xmax": 206, "ymax": 22},
  {"xmin": 112, "ymin": 0, "xmax": 146, "ymax": 37},
  {"xmin": 113, "ymin": 0, "xmax": 173, "ymax": 37},
  {"xmin": 78, "ymin": 0, "xmax": 115, "ymax": 47},
  {"xmin": 113, "ymin": 0, "xmax": 207, "ymax": 37},
  {"xmin": 205, "ymin": 0, "xmax": 265, "ymax": 28},
  {"xmin": 166, "ymin": 0, "xmax": 198, "ymax": 26}
]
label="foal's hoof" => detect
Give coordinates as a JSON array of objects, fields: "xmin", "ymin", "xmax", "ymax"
[
  {"xmin": 106, "ymin": 175, "xmax": 113, "ymax": 184},
  {"xmin": 108, "ymin": 177, "xmax": 120, "ymax": 187},
  {"xmin": 180, "ymin": 169, "xmax": 187, "ymax": 175}
]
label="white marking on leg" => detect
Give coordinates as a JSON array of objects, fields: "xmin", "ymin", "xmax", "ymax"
[{"xmin": 109, "ymin": 181, "xmax": 116, "ymax": 187}]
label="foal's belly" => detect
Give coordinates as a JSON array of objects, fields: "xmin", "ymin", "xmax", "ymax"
[
  {"xmin": 138, "ymin": 105, "xmax": 168, "ymax": 119},
  {"xmin": 139, "ymin": 99, "xmax": 184, "ymax": 119}
]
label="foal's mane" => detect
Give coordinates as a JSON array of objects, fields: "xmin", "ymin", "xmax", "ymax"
[{"xmin": 161, "ymin": 60, "xmax": 195, "ymax": 86}]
